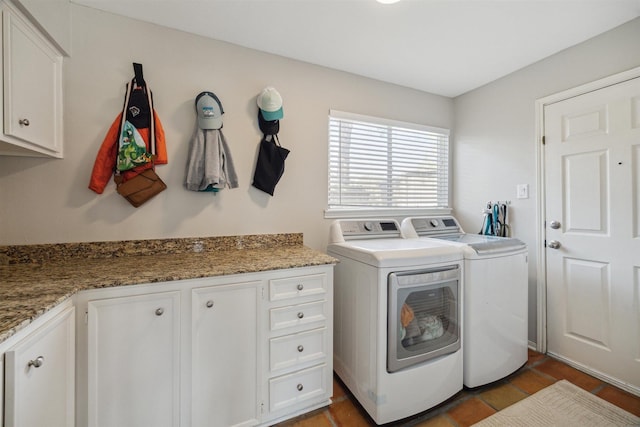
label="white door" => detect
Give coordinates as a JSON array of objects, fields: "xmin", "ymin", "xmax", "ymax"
[
  {"xmin": 3, "ymin": 7, "xmax": 62, "ymax": 152},
  {"xmin": 544, "ymin": 76, "xmax": 640, "ymax": 391},
  {"xmin": 4, "ymin": 306, "xmax": 75, "ymax": 427},
  {"xmin": 191, "ymin": 282, "xmax": 260, "ymax": 427},
  {"xmin": 87, "ymin": 291, "xmax": 181, "ymax": 427}
]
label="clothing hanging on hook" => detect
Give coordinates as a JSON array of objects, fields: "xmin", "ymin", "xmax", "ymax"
[{"xmin": 89, "ymin": 63, "xmax": 168, "ymax": 194}]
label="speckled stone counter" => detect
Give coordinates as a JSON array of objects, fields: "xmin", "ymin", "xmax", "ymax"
[{"xmin": 0, "ymin": 234, "xmax": 337, "ymax": 344}]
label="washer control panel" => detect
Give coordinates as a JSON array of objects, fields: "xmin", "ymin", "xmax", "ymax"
[{"xmin": 410, "ymin": 217, "xmax": 461, "ymax": 235}]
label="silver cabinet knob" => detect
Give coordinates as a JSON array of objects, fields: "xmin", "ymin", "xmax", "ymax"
[
  {"xmin": 18, "ymin": 118, "xmax": 30, "ymax": 126},
  {"xmin": 28, "ymin": 356, "xmax": 44, "ymax": 368},
  {"xmin": 155, "ymin": 308, "xmax": 164, "ymax": 316},
  {"xmin": 297, "ymin": 312, "xmax": 304, "ymax": 319},
  {"xmin": 548, "ymin": 240, "xmax": 561, "ymax": 249},
  {"xmin": 297, "ymin": 284, "xmax": 304, "ymax": 291},
  {"xmin": 297, "ymin": 383, "xmax": 304, "ymax": 391},
  {"xmin": 206, "ymin": 300, "xmax": 214, "ymax": 308},
  {"xmin": 297, "ymin": 345, "xmax": 304, "ymax": 352},
  {"xmin": 549, "ymin": 220, "xmax": 561, "ymax": 229}
]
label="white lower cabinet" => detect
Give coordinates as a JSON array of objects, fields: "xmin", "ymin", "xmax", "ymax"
[
  {"xmin": 192, "ymin": 282, "xmax": 260, "ymax": 427},
  {"xmin": 4, "ymin": 303, "xmax": 75, "ymax": 427},
  {"xmin": 261, "ymin": 269, "xmax": 333, "ymax": 425},
  {"xmin": 74, "ymin": 265, "xmax": 333, "ymax": 427},
  {"xmin": 87, "ymin": 291, "xmax": 181, "ymax": 427}
]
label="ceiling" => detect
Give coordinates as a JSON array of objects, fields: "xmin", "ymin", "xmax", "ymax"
[{"xmin": 71, "ymin": 0, "xmax": 640, "ymax": 97}]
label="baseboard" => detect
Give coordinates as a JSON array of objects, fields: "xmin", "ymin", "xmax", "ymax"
[{"xmin": 547, "ymin": 351, "xmax": 640, "ymax": 397}]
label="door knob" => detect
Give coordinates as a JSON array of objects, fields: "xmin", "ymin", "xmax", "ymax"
[
  {"xmin": 28, "ymin": 356, "xmax": 44, "ymax": 368},
  {"xmin": 548, "ymin": 240, "xmax": 561, "ymax": 249},
  {"xmin": 549, "ymin": 220, "xmax": 561, "ymax": 229}
]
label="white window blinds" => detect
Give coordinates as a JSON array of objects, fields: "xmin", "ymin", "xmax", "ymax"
[{"xmin": 328, "ymin": 111, "xmax": 450, "ymax": 211}]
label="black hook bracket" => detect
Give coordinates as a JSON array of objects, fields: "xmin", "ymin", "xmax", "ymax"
[{"xmin": 133, "ymin": 62, "xmax": 145, "ymax": 87}]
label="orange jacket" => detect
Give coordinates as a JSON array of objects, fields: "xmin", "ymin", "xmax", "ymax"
[{"xmin": 89, "ymin": 111, "xmax": 168, "ymax": 194}]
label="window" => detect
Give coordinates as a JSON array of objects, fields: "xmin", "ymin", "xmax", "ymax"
[{"xmin": 327, "ymin": 110, "xmax": 450, "ymax": 216}]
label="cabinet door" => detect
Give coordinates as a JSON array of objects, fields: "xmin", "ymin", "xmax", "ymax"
[
  {"xmin": 88, "ymin": 291, "xmax": 180, "ymax": 427},
  {"xmin": 4, "ymin": 306, "xmax": 75, "ymax": 427},
  {"xmin": 2, "ymin": 7, "xmax": 62, "ymax": 155},
  {"xmin": 192, "ymin": 282, "xmax": 260, "ymax": 427}
]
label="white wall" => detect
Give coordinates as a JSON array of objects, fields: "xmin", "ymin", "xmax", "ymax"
[
  {"xmin": 0, "ymin": 5, "xmax": 453, "ymax": 249},
  {"xmin": 453, "ymin": 17, "xmax": 640, "ymax": 344}
]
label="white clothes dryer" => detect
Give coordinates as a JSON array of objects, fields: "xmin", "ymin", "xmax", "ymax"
[
  {"xmin": 401, "ymin": 216, "xmax": 528, "ymax": 388},
  {"xmin": 327, "ymin": 219, "xmax": 464, "ymax": 424}
]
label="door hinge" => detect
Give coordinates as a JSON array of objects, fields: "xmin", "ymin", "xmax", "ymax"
[
  {"xmin": 544, "ymin": 240, "xmax": 547, "ymax": 248},
  {"xmin": 85, "ymin": 311, "xmax": 89, "ymax": 324},
  {"xmin": 542, "ymin": 135, "xmax": 546, "ymax": 145}
]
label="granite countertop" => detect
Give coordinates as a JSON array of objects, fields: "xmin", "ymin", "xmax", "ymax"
[{"xmin": 0, "ymin": 234, "xmax": 337, "ymax": 344}]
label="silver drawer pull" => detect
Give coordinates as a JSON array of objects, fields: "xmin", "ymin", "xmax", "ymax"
[
  {"xmin": 155, "ymin": 308, "xmax": 164, "ymax": 316},
  {"xmin": 297, "ymin": 284, "xmax": 304, "ymax": 291},
  {"xmin": 206, "ymin": 300, "xmax": 214, "ymax": 308},
  {"xmin": 297, "ymin": 345, "xmax": 304, "ymax": 352},
  {"xmin": 28, "ymin": 356, "xmax": 44, "ymax": 368},
  {"xmin": 19, "ymin": 118, "xmax": 30, "ymax": 126},
  {"xmin": 297, "ymin": 312, "xmax": 304, "ymax": 319},
  {"xmin": 297, "ymin": 383, "xmax": 304, "ymax": 391}
]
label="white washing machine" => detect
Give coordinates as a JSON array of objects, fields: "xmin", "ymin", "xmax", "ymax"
[
  {"xmin": 401, "ymin": 216, "xmax": 528, "ymax": 388},
  {"xmin": 327, "ymin": 219, "xmax": 464, "ymax": 424}
]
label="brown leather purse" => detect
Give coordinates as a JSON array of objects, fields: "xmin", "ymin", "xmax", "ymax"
[{"xmin": 116, "ymin": 168, "xmax": 167, "ymax": 208}]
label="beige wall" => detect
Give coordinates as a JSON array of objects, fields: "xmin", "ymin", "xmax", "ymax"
[
  {"xmin": 453, "ymin": 17, "xmax": 640, "ymax": 343},
  {"xmin": 0, "ymin": 5, "xmax": 453, "ymax": 249},
  {"xmin": 3, "ymin": 5, "xmax": 639, "ymax": 345}
]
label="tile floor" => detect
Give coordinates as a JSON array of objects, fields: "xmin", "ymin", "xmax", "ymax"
[{"xmin": 278, "ymin": 349, "xmax": 640, "ymax": 426}]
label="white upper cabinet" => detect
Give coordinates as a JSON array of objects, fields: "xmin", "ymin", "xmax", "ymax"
[{"xmin": 0, "ymin": 2, "xmax": 63, "ymax": 158}]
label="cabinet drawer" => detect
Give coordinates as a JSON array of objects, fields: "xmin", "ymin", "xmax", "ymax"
[
  {"xmin": 269, "ymin": 364, "xmax": 329, "ymax": 412},
  {"xmin": 270, "ymin": 300, "xmax": 326, "ymax": 332},
  {"xmin": 269, "ymin": 273, "xmax": 327, "ymax": 302},
  {"xmin": 270, "ymin": 327, "xmax": 327, "ymax": 372}
]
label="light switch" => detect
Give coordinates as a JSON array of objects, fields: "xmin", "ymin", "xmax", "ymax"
[{"xmin": 517, "ymin": 184, "xmax": 529, "ymax": 199}]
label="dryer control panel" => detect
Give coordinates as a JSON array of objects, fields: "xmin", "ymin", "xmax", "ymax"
[{"xmin": 329, "ymin": 219, "xmax": 401, "ymax": 243}]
